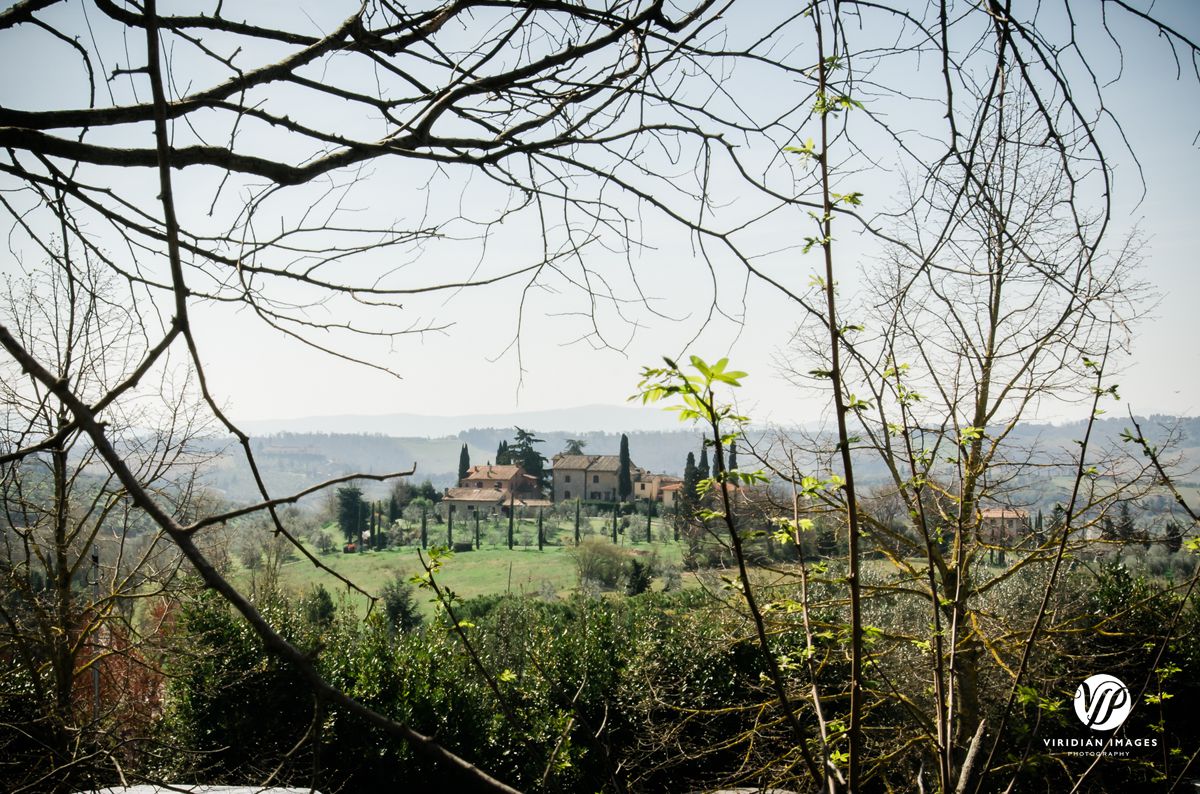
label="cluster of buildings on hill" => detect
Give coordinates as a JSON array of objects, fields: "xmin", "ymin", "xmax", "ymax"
[
  {"xmin": 442, "ymin": 453, "xmax": 683, "ymax": 516},
  {"xmin": 438, "ymin": 449, "xmax": 1038, "ymax": 553}
]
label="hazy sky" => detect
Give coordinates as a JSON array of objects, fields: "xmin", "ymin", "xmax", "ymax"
[
  {"xmin": 201, "ymin": 2, "xmax": 1200, "ymax": 427},
  {"xmin": 2, "ymin": 1, "xmax": 1197, "ymax": 430}
]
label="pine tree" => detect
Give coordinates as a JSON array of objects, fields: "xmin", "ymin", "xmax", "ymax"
[
  {"xmin": 336, "ymin": 486, "xmax": 367, "ymax": 544},
  {"xmin": 417, "ymin": 480, "xmax": 442, "ymax": 503},
  {"xmin": 1050, "ymin": 504, "xmax": 1066, "ymax": 531},
  {"xmin": 1101, "ymin": 516, "xmax": 1116, "ymax": 541},
  {"xmin": 1165, "ymin": 520, "xmax": 1183, "ymax": 554},
  {"xmin": 618, "ymin": 433, "xmax": 633, "ymax": 501},
  {"xmin": 510, "ymin": 427, "xmax": 549, "ymax": 489},
  {"xmin": 458, "ymin": 443, "xmax": 471, "ymax": 483},
  {"xmin": 388, "ymin": 479, "xmax": 413, "ymax": 521}
]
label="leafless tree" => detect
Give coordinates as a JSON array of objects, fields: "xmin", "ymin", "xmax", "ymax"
[
  {"xmin": 0, "ymin": 1, "xmax": 830, "ymax": 790},
  {"xmin": 0, "ymin": 263, "xmax": 211, "ymax": 794},
  {"xmin": 0, "ymin": 0, "xmax": 1197, "ymax": 791},
  {"xmin": 765, "ymin": 2, "xmax": 1197, "ymax": 792}
]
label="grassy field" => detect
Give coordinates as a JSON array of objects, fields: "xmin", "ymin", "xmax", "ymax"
[{"xmin": 264, "ymin": 516, "xmax": 684, "ymax": 615}]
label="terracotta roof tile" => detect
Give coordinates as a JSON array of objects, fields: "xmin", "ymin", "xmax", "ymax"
[
  {"xmin": 981, "ymin": 508, "xmax": 1028, "ymax": 519},
  {"xmin": 444, "ymin": 487, "xmax": 507, "ymax": 503},
  {"xmin": 465, "ymin": 465, "xmax": 522, "ymax": 480},
  {"xmin": 552, "ymin": 454, "xmax": 595, "ymax": 469}
]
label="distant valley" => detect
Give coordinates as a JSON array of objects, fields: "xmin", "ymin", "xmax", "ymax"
[{"xmin": 202, "ymin": 412, "xmax": 1200, "ymax": 511}]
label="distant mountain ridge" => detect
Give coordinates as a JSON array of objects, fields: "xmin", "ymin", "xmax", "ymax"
[
  {"xmin": 202, "ymin": 427, "xmax": 707, "ymax": 504},
  {"xmin": 204, "ymin": 415, "xmax": 1199, "ymax": 508},
  {"xmin": 238, "ymin": 403, "xmax": 687, "ymax": 437}
]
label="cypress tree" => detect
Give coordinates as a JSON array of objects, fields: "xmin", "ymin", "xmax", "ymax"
[
  {"xmin": 420, "ymin": 503, "xmax": 428, "ymax": 549},
  {"xmin": 728, "ymin": 440, "xmax": 738, "ymax": 471},
  {"xmin": 537, "ymin": 507, "xmax": 544, "ymax": 551},
  {"xmin": 647, "ymin": 505, "xmax": 653, "ymax": 543},
  {"xmin": 682, "ymin": 452, "xmax": 698, "ymax": 508},
  {"xmin": 1116, "ymin": 502, "xmax": 1136, "ymax": 543},
  {"xmin": 611, "ymin": 502, "xmax": 618, "ymax": 543},
  {"xmin": 447, "ymin": 505, "xmax": 454, "ymax": 546},
  {"xmin": 618, "ymin": 433, "xmax": 633, "ymax": 501},
  {"xmin": 458, "ymin": 443, "xmax": 471, "ymax": 483},
  {"xmin": 698, "ymin": 447, "xmax": 710, "ymax": 480},
  {"xmin": 474, "ymin": 510, "xmax": 481, "ymax": 550},
  {"xmin": 574, "ymin": 500, "xmax": 581, "ymax": 545},
  {"xmin": 508, "ymin": 496, "xmax": 515, "ymax": 550}
]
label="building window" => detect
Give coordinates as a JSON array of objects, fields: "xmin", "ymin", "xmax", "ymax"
[
  {"xmin": 564, "ymin": 490, "xmax": 571, "ymax": 499},
  {"xmin": 590, "ymin": 491, "xmax": 600, "ymax": 499},
  {"xmin": 565, "ymin": 474, "xmax": 571, "ymax": 483},
  {"xmin": 592, "ymin": 474, "xmax": 599, "ymax": 483},
  {"xmin": 639, "ymin": 483, "xmax": 645, "ymax": 491}
]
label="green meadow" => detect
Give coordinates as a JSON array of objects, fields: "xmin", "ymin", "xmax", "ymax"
[{"xmin": 258, "ymin": 516, "xmax": 685, "ymax": 614}]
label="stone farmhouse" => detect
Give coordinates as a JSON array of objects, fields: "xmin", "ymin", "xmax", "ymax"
[
  {"xmin": 442, "ymin": 464, "xmax": 552, "ymax": 517},
  {"xmin": 659, "ymin": 482, "xmax": 683, "ymax": 509},
  {"xmin": 442, "ymin": 454, "xmax": 684, "ymax": 515},
  {"xmin": 980, "ymin": 507, "xmax": 1030, "ymax": 544},
  {"xmin": 551, "ymin": 453, "xmax": 681, "ymax": 504}
]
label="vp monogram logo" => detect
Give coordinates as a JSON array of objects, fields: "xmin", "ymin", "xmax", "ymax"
[{"xmin": 1074, "ymin": 674, "xmax": 1132, "ymax": 731}]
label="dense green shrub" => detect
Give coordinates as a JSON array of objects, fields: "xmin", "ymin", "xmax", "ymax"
[
  {"xmin": 380, "ymin": 573, "xmax": 423, "ymax": 633},
  {"xmin": 156, "ymin": 559, "xmax": 1200, "ymax": 793}
]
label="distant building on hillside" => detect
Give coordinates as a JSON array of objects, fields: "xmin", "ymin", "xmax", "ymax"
[
  {"xmin": 442, "ymin": 464, "xmax": 551, "ymax": 517},
  {"xmin": 980, "ymin": 507, "xmax": 1030, "ymax": 544},
  {"xmin": 659, "ymin": 481, "xmax": 683, "ymax": 509},
  {"xmin": 552, "ymin": 454, "xmax": 623, "ymax": 501},
  {"xmin": 633, "ymin": 472, "xmax": 683, "ymax": 502},
  {"xmin": 551, "ymin": 453, "xmax": 681, "ymax": 503}
]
